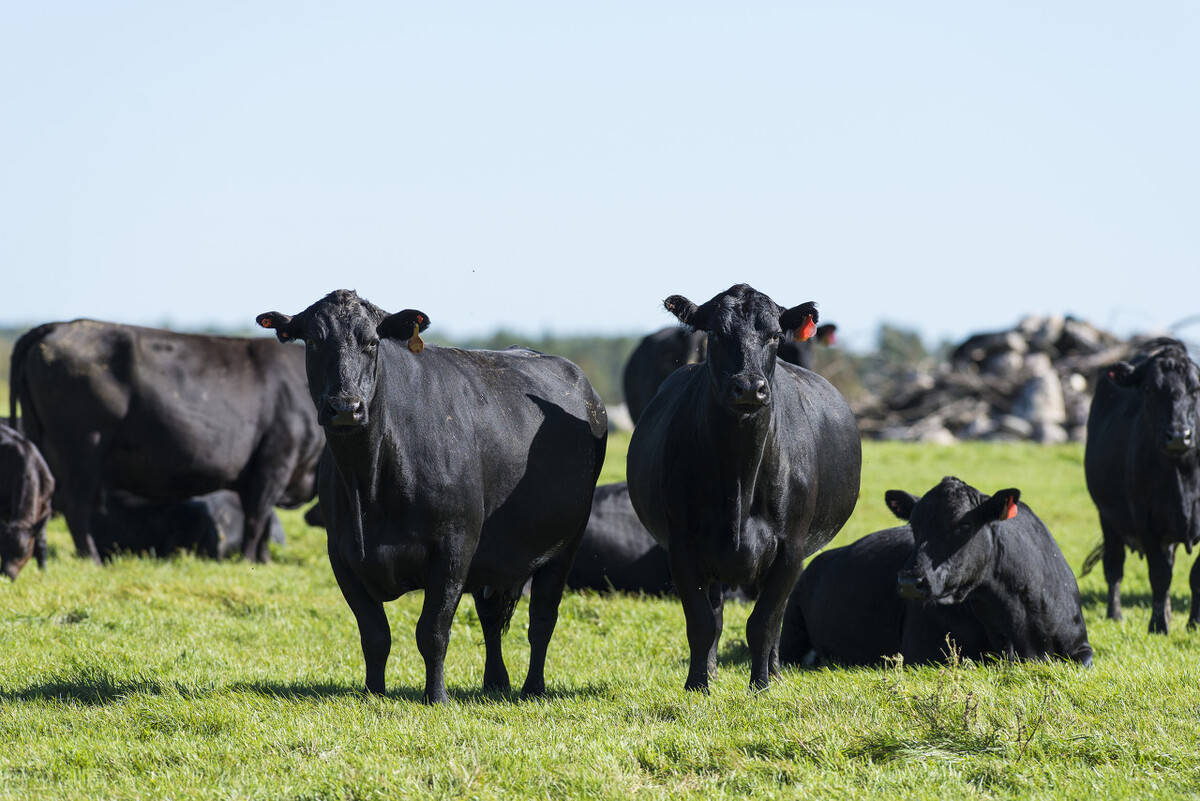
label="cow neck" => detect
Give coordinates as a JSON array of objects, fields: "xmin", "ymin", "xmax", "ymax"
[{"xmin": 699, "ymin": 382, "xmax": 776, "ymax": 539}]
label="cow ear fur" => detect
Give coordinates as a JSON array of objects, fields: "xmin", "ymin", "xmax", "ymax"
[
  {"xmin": 780, "ymin": 302, "xmax": 819, "ymax": 341},
  {"xmin": 1106, "ymin": 361, "xmax": 1139, "ymax": 387},
  {"xmin": 256, "ymin": 312, "xmax": 298, "ymax": 343},
  {"xmin": 378, "ymin": 309, "xmax": 431, "ymax": 340},
  {"xmin": 983, "ymin": 489, "xmax": 1021, "ymax": 523},
  {"xmin": 885, "ymin": 490, "xmax": 918, "ymax": 521},
  {"xmin": 664, "ymin": 295, "xmax": 703, "ymax": 329},
  {"xmin": 816, "ymin": 323, "xmax": 837, "ymax": 345}
]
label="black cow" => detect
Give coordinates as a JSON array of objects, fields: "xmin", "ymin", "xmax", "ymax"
[
  {"xmin": 622, "ymin": 326, "xmax": 707, "ymax": 424},
  {"xmin": 567, "ymin": 482, "xmax": 674, "ymax": 594},
  {"xmin": 627, "ymin": 284, "xmax": 861, "ymax": 691},
  {"xmin": 781, "ymin": 526, "xmax": 990, "ymax": 667},
  {"xmin": 90, "ymin": 490, "xmax": 287, "ymax": 560},
  {"xmin": 9, "ymin": 320, "xmax": 324, "ymax": 563},
  {"xmin": 256, "ymin": 290, "xmax": 607, "ymax": 702},
  {"xmin": 623, "ymin": 322, "xmax": 837, "ymax": 425},
  {"xmin": 890, "ymin": 477, "xmax": 1092, "ymax": 665},
  {"xmin": 0, "ymin": 423, "xmax": 54, "ymax": 580},
  {"xmin": 1085, "ymin": 338, "xmax": 1200, "ymax": 633}
]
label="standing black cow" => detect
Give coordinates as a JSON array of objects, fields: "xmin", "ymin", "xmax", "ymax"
[
  {"xmin": 627, "ymin": 284, "xmax": 861, "ymax": 691},
  {"xmin": 0, "ymin": 423, "xmax": 54, "ymax": 580},
  {"xmin": 567, "ymin": 482, "xmax": 674, "ymax": 594},
  {"xmin": 90, "ymin": 490, "xmax": 287, "ymax": 560},
  {"xmin": 623, "ymin": 322, "xmax": 837, "ymax": 425},
  {"xmin": 9, "ymin": 320, "xmax": 324, "ymax": 563},
  {"xmin": 891, "ymin": 477, "xmax": 1092, "ymax": 665},
  {"xmin": 1085, "ymin": 338, "xmax": 1200, "ymax": 633},
  {"xmin": 256, "ymin": 290, "xmax": 607, "ymax": 702}
]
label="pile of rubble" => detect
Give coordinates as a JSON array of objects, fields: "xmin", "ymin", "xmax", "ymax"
[{"xmin": 855, "ymin": 315, "xmax": 1139, "ymax": 444}]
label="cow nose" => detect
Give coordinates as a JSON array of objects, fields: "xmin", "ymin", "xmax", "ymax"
[
  {"xmin": 1165, "ymin": 428, "xmax": 1194, "ymax": 455},
  {"xmin": 729, "ymin": 377, "xmax": 770, "ymax": 408},
  {"xmin": 327, "ymin": 397, "xmax": 365, "ymax": 427},
  {"xmin": 897, "ymin": 573, "xmax": 930, "ymax": 601}
]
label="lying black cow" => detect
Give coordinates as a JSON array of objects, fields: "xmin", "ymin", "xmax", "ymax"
[
  {"xmin": 9, "ymin": 320, "xmax": 325, "ymax": 563},
  {"xmin": 627, "ymin": 284, "xmax": 861, "ymax": 691},
  {"xmin": 90, "ymin": 490, "xmax": 287, "ymax": 560},
  {"xmin": 257, "ymin": 290, "xmax": 607, "ymax": 702},
  {"xmin": 0, "ymin": 423, "xmax": 54, "ymax": 580},
  {"xmin": 622, "ymin": 322, "xmax": 837, "ymax": 425},
  {"xmin": 1085, "ymin": 338, "xmax": 1200, "ymax": 633},
  {"xmin": 567, "ymin": 482, "xmax": 674, "ymax": 594},
  {"xmin": 783, "ymin": 479, "xmax": 1092, "ymax": 667}
]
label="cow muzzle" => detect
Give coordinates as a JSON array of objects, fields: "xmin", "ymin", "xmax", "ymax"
[
  {"xmin": 1, "ymin": 561, "xmax": 19, "ymax": 581},
  {"xmin": 322, "ymin": 396, "xmax": 367, "ymax": 430},
  {"xmin": 896, "ymin": 572, "xmax": 931, "ymax": 601},
  {"xmin": 726, "ymin": 375, "xmax": 770, "ymax": 410},
  {"xmin": 1165, "ymin": 428, "xmax": 1194, "ymax": 456}
]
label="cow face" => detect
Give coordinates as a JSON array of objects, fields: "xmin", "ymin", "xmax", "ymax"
[
  {"xmin": 887, "ymin": 477, "xmax": 1021, "ymax": 604},
  {"xmin": 257, "ymin": 290, "xmax": 430, "ymax": 433},
  {"xmin": 0, "ymin": 523, "xmax": 37, "ymax": 580},
  {"xmin": 663, "ymin": 284, "xmax": 818, "ymax": 414},
  {"xmin": 1108, "ymin": 341, "xmax": 1200, "ymax": 459}
]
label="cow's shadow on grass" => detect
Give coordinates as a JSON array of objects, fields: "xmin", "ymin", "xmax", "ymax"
[
  {"xmin": 1078, "ymin": 589, "xmax": 1194, "ymax": 612},
  {"xmin": 230, "ymin": 679, "xmax": 614, "ymax": 705},
  {"xmin": 0, "ymin": 674, "xmax": 182, "ymax": 706}
]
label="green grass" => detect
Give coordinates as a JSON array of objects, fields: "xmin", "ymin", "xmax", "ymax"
[{"xmin": 4, "ymin": 437, "xmax": 1200, "ymax": 800}]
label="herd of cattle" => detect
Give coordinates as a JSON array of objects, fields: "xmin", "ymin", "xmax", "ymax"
[{"xmin": 1, "ymin": 285, "xmax": 1198, "ymax": 701}]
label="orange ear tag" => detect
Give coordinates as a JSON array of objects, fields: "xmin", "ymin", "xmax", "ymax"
[
  {"xmin": 1004, "ymin": 500, "xmax": 1018, "ymax": 520},
  {"xmin": 795, "ymin": 315, "xmax": 817, "ymax": 342},
  {"xmin": 408, "ymin": 322, "xmax": 425, "ymax": 354}
]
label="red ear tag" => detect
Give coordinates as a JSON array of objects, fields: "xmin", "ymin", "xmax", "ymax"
[
  {"xmin": 408, "ymin": 322, "xmax": 425, "ymax": 354},
  {"xmin": 259, "ymin": 316, "xmax": 273, "ymax": 329},
  {"xmin": 1004, "ymin": 499, "xmax": 1018, "ymax": 520},
  {"xmin": 796, "ymin": 315, "xmax": 817, "ymax": 342}
]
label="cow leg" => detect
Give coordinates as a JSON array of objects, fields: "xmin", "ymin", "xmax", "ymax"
[
  {"xmin": 1100, "ymin": 520, "xmax": 1125, "ymax": 621},
  {"xmin": 62, "ymin": 498, "xmax": 102, "ymax": 564},
  {"xmin": 746, "ymin": 557, "xmax": 803, "ymax": 691},
  {"xmin": 475, "ymin": 589, "xmax": 515, "ymax": 693},
  {"xmin": 1147, "ymin": 544, "xmax": 1176, "ymax": 635},
  {"xmin": 707, "ymin": 584, "xmax": 725, "ymax": 679},
  {"xmin": 522, "ymin": 552, "xmax": 574, "ymax": 698},
  {"xmin": 416, "ymin": 559, "xmax": 466, "ymax": 704},
  {"xmin": 328, "ymin": 547, "xmax": 390, "ymax": 695},
  {"xmin": 670, "ymin": 549, "xmax": 717, "ymax": 693},
  {"xmin": 1188, "ymin": 555, "xmax": 1200, "ymax": 630}
]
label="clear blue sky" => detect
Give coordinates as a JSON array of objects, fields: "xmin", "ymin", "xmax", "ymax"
[{"xmin": 3, "ymin": 2, "xmax": 1197, "ymax": 349}]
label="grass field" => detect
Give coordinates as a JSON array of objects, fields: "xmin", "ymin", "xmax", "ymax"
[{"xmin": 3, "ymin": 435, "xmax": 1200, "ymax": 800}]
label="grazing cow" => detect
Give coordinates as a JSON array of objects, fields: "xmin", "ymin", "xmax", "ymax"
[
  {"xmin": 623, "ymin": 323, "xmax": 837, "ymax": 425},
  {"xmin": 622, "ymin": 327, "xmax": 707, "ymax": 424},
  {"xmin": 626, "ymin": 284, "xmax": 861, "ymax": 691},
  {"xmin": 0, "ymin": 423, "xmax": 54, "ymax": 580},
  {"xmin": 256, "ymin": 290, "xmax": 607, "ymax": 702},
  {"xmin": 9, "ymin": 320, "xmax": 324, "ymax": 563},
  {"xmin": 1085, "ymin": 338, "xmax": 1200, "ymax": 633},
  {"xmin": 90, "ymin": 490, "xmax": 287, "ymax": 560},
  {"xmin": 890, "ymin": 477, "xmax": 1092, "ymax": 665},
  {"xmin": 567, "ymin": 482, "xmax": 674, "ymax": 594}
]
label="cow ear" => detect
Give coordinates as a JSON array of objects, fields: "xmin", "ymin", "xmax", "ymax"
[
  {"xmin": 983, "ymin": 489, "xmax": 1021, "ymax": 523},
  {"xmin": 378, "ymin": 309, "xmax": 431, "ymax": 353},
  {"xmin": 780, "ymin": 302, "xmax": 819, "ymax": 341},
  {"xmin": 885, "ymin": 490, "xmax": 919, "ymax": 521},
  {"xmin": 1106, "ymin": 361, "xmax": 1139, "ymax": 387},
  {"xmin": 816, "ymin": 323, "xmax": 837, "ymax": 346},
  {"xmin": 256, "ymin": 312, "xmax": 299, "ymax": 343},
  {"xmin": 664, "ymin": 295, "xmax": 706, "ymax": 329}
]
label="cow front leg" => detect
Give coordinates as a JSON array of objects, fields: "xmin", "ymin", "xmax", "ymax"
[
  {"xmin": 746, "ymin": 556, "xmax": 803, "ymax": 691},
  {"xmin": 1147, "ymin": 544, "xmax": 1176, "ymax": 634},
  {"xmin": 1100, "ymin": 517, "xmax": 1125, "ymax": 621},
  {"xmin": 1189, "ymin": 555, "xmax": 1200, "ymax": 630},
  {"xmin": 328, "ymin": 547, "xmax": 390, "ymax": 695},
  {"xmin": 416, "ymin": 559, "xmax": 467, "ymax": 704},
  {"xmin": 474, "ymin": 588, "xmax": 515, "ymax": 693},
  {"xmin": 670, "ymin": 549, "xmax": 717, "ymax": 693},
  {"xmin": 523, "ymin": 551, "xmax": 575, "ymax": 698}
]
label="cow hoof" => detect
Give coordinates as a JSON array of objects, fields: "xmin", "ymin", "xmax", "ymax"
[
  {"xmin": 422, "ymin": 690, "xmax": 449, "ymax": 705},
  {"xmin": 482, "ymin": 677, "xmax": 511, "ymax": 694},
  {"xmin": 683, "ymin": 679, "xmax": 710, "ymax": 694},
  {"xmin": 1148, "ymin": 619, "xmax": 1169, "ymax": 635},
  {"xmin": 520, "ymin": 681, "xmax": 546, "ymax": 698},
  {"xmin": 1188, "ymin": 618, "xmax": 1200, "ymax": 632}
]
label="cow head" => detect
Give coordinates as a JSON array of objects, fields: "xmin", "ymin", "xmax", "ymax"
[
  {"xmin": 1107, "ymin": 339, "xmax": 1200, "ymax": 459},
  {"xmin": 256, "ymin": 290, "xmax": 430, "ymax": 433},
  {"xmin": 664, "ymin": 284, "xmax": 818, "ymax": 414},
  {"xmin": 0, "ymin": 523, "xmax": 39, "ymax": 580},
  {"xmin": 887, "ymin": 476, "xmax": 1022, "ymax": 604}
]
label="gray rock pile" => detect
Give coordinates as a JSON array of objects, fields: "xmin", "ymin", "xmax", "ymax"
[{"xmin": 855, "ymin": 315, "xmax": 1138, "ymax": 444}]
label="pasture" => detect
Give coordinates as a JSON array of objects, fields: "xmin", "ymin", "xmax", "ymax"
[{"xmin": 2, "ymin": 435, "xmax": 1199, "ymax": 800}]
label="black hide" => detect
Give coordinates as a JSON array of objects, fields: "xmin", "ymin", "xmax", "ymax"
[{"xmin": 0, "ymin": 423, "xmax": 54, "ymax": 580}]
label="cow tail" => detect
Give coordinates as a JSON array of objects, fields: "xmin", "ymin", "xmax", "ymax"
[
  {"xmin": 1079, "ymin": 540, "xmax": 1104, "ymax": 577},
  {"xmin": 8, "ymin": 323, "xmax": 55, "ymax": 429}
]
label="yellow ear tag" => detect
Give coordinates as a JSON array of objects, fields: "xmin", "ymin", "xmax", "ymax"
[{"xmin": 408, "ymin": 322, "xmax": 425, "ymax": 354}]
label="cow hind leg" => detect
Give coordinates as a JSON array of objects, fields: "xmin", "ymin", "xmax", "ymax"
[
  {"xmin": 707, "ymin": 585, "xmax": 725, "ymax": 679},
  {"xmin": 1146, "ymin": 545, "xmax": 1176, "ymax": 635},
  {"xmin": 475, "ymin": 588, "xmax": 518, "ymax": 693},
  {"xmin": 746, "ymin": 557, "xmax": 804, "ymax": 691},
  {"xmin": 1100, "ymin": 520, "xmax": 1126, "ymax": 621},
  {"xmin": 328, "ymin": 549, "xmax": 390, "ymax": 695},
  {"xmin": 1189, "ymin": 555, "xmax": 1200, "ymax": 631},
  {"xmin": 522, "ymin": 553, "xmax": 574, "ymax": 698}
]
